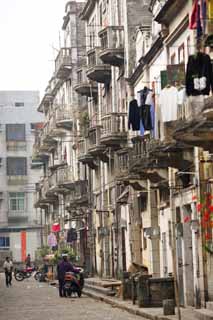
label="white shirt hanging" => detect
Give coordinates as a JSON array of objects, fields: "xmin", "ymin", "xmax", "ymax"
[{"xmin": 159, "ymin": 86, "xmax": 178, "ymax": 122}]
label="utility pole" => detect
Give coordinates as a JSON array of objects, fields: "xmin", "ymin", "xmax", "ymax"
[{"xmin": 169, "ymin": 167, "xmax": 181, "ymax": 320}]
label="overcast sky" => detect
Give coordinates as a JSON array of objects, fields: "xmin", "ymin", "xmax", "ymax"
[{"xmin": 0, "ymin": 0, "xmax": 70, "ymax": 97}]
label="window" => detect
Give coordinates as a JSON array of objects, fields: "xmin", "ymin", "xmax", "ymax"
[
  {"xmin": 7, "ymin": 157, "xmax": 27, "ymax": 176},
  {"xmin": 0, "ymin": 237, "xmax": 10, "ymax": 249},
  {"xmin": 170, "ymin": 53, "xmax": 176, "ymax": 64},
  {"xmin": 178, "ymin": 43, "xmax": 185, "ymax": 64},
  {"xmin": 9, "ymin": 192, "xmax": 25, "ymax": 211},
  {"xmin": 6, "ymin": 124, "xmax": 26, "ymax": 141},
  {"xmin": 15, "ymin": 102, "xmax": 24, "ymax": 107}
]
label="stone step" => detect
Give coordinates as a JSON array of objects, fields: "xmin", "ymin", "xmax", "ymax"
[
  {"xmin": 85, "ymin": 278, "xmax": 121, "ymax": 289},
  {"xmin": 207, "ymin": 302, "xmax": 213, "ymax": 311},
  {"xmin": 195, "ymin": 309, "xmax": 213, "ymax": 320},
  {"xmin": 84, "ymin": 283, "xmax": 116, "ymax": 296}
]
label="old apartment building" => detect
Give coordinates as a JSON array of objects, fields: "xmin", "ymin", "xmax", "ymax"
[
  {"xmin": 34, "ymin": 0, "xmax": 213, "ymax": 308},
  {"xmin": 0, "ymin": 91, "xmax": 43, "ymax": 264}
]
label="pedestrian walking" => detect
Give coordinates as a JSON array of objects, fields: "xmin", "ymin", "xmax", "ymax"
[
  {"xmin": 3, "ymin": 257, "xmax": 13, "ymax": 287},
  {"xmin": 25, "ymin": 254, "xmax": 31, "ymax": 267},
  {"xmin": 57, "ymin": 254, "xmax": 75, "ymax": 297}
]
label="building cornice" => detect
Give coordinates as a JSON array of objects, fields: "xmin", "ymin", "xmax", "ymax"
[
  {"xmin": 80, "ymin": 0, "xmax": 96, "ymax": 20},
  {"xmin": 154, "ymin": 0, "xmax": 186, "ymax": 26},
  {"xmin": 128, "ymin": 35, "xmax": 163, "ymax": 85}
]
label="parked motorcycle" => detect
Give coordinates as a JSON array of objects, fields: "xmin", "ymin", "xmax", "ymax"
[
  {"xmin": 63, "ymin": 268, "xmax": 84, "ymax": 297},
  {"xmin": 14, "ymin": 266, "xmax": 37, "ymax": 281}
]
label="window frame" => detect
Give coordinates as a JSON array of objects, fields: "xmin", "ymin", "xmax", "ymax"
[
  {"xmin": 0, "ymin": 236, "xmax": 10, "ymax": 249},
  {"xmin": 6, "ymin": 157, "xmax": 27, "ymax": 176},
  {"xmin": 9, "ymin": 192, "xmax": 25, "ymax": 212},
  {"xmin": 6, "ymin": 124, "xmax": 26, "ymax": 142}
]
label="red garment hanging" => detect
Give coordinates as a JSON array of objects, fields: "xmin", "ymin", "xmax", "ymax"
[
  {"xmin": 52, "ymin": 223, "xmax": 60, "ymax": 233},
  {"xmin": 189, "ymin": 0, "xmax": 198, "ymax": 29}
]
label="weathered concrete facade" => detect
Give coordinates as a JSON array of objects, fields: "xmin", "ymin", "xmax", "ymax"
[
  {"xmin": 34, "ymin": 0, "xmax": 213, "ymax": 310},
  {"xmin": 0, "ymin": 91, "xmax": 43, "ymax": 264}
]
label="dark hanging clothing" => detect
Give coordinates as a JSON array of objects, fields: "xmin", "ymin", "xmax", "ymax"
[
  {"xmin": 140, "ymin": 105, "xmax": 153, "ymax": 131},
  {"xmin": 67, "ymin": 228, "xmax": 77, "ymax": 243},
  {"xmin": 128, "ymin": 99, "xmax": 140, "ymax": 131},
  {"xmin": 137, "ymin": 88, "xmax": 150, "ymax": 106},
  {"xmin": 185, "ymin": 52, "xmax": 213, "ymax": 96}
]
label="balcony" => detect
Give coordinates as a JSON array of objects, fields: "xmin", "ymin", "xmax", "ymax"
[
  {"xmin": 41, "ymin": 121, "xmax": 58, "ymax": 150},
  {"xmin": 48, "ymin": 171, "xmax": 68, "ymax": 195},
  {"xmin": 88, "ymin": 126, "xmax": 108, "ymax": 162},
  {"xmin": 55, "ymin": 105, "xmax": 73, "ymax": 130},
  {"xmin": 115, "ymin": 149, "xmax": 130, "ymax": 181},
  {"xmin": 99, "ymin": 26, "xmax": 124, "ymax": 66},
  {"xmin": 174, "ymin": 96, "xmax": 213, "ymax": 152},
  {"xmin": 86, "ymin": 47, "xmax": 111, "ymax": 83},
  {"xmin": 66, "ymin": 180, "xmax": 88, "ymax": 210},
  {"xmin": 49, "ymin": 77, "xmax": 63, "ymax": 97},
  {"xmin": 153, "ymin": 0, "xmax": 186, "ymax": 26},
  {"xmin": 74, "ymin": 67, "xmax": 98, "ymax": 98},
  {"xmin": 37, "ymin": 89, "xmax": 53, "ymax": 113},
  {"xmin": 129, "ymin": 134, "xmax": 192, "ymax": 184},
  {"xmin": 34, "ymin": 178, "xmax": 58, "ymax": 208},
  {"xmin": 100, "ymin": 113, "xmax": 128, "ymax": 148},
  {"xmin": 78, "ymin": 138, "xmax": 97, "ymax": 169},
  {"xmin": 42, "ymin": 177, "xmax": 58, "ymax": 203},
  {"xmin": 55, "ymin": 48, "xmax": 72, "ymax": 80},
  {"xmin": 57, "ymin": 166, "xmax": 74, "ymax": 189}
]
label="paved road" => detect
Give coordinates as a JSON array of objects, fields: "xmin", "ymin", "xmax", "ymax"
[{"xmin": 0, "ymin": 273, "xmax": 142, "ymax": 320}]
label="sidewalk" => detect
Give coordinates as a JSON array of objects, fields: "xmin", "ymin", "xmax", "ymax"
[{"xmin": 83, "ymin": 278, "xmax": 197, "ymax": 320}]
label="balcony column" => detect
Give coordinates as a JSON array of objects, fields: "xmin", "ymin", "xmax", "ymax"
[
  {"xmin": 148, "ymin": 180, "xmax": 160, "ymax": 277},
  {"xmin": 130, "ymin": 191, "xmax": 142, "ymax": 265}
]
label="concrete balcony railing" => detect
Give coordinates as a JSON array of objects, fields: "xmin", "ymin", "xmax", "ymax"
[
  {"xmin": 99, "ymin": 26, "xmax": 124, "ymax": 66},
  {"xmin": 57, "ymin": 166, "xmax": 75, "ymax": 189},
  {"xmin": 88, "ymin": 126, "xmax": 108, "ymax": 162},
  {"xmin": 74, "ymin": 66, "xmax": 98, "ymax": 98},
  {"xmin": 129, "ymin": 134, "xmax": 192, "ymax": 183},
  {"xmin": 55, "ymin": 48, "xmax": 72, "ymax": 80},
  {"xmin": 100, "ymin": 112, "xmax": 128, "ymax": 148},
  {"xmin": 86, "ymin": 47, "xmax": 111, "ymax": 83},
  {"xmin": 55, "ymin": 105, "xmax": 73, "ymax": 130},
  {"xmin": 66, "ymin": 180, "xmax": 88, "ymax": 209},
  {"xmin": 115, "ymin": 149, "xmax": 130, "ymax": 181},
  {"xmin": 174, "ymin": 95, "xmax": 213, "ymax": 152},
  {"xmin": 49, "ymin": 77, "xmax": 63, "ymax": 97},
  {"xmin": 78, "ymin": 138, "xmax": 97, "ymax": 169}
]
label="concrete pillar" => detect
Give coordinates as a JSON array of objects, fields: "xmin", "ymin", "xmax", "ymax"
[{"xmin": 149, "ymin": 181, "xmax": 160, "ymax": 277}]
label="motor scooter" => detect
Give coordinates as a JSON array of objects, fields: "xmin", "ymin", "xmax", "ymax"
[{"xmin": 63, "ymin": 268, "xmax": 84, "ymax": 297}]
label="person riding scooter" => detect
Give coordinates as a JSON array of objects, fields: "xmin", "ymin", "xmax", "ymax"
[{"xmin": 57, "ymin": 254, "xmax": 78, "ymax": 298}]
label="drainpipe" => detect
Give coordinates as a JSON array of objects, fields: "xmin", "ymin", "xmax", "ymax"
[
  {"xmin": 198, "ymin": 148, "xmax": 208, "ymax": 306},
  {"xmin": 170, "ymin": 167, "xmax": 181, "ymax": 320}
]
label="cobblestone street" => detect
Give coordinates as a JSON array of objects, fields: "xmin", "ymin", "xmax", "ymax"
[{"xmin": 0, "ymin": 274, "xmax": 143, "ymax": 320}]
